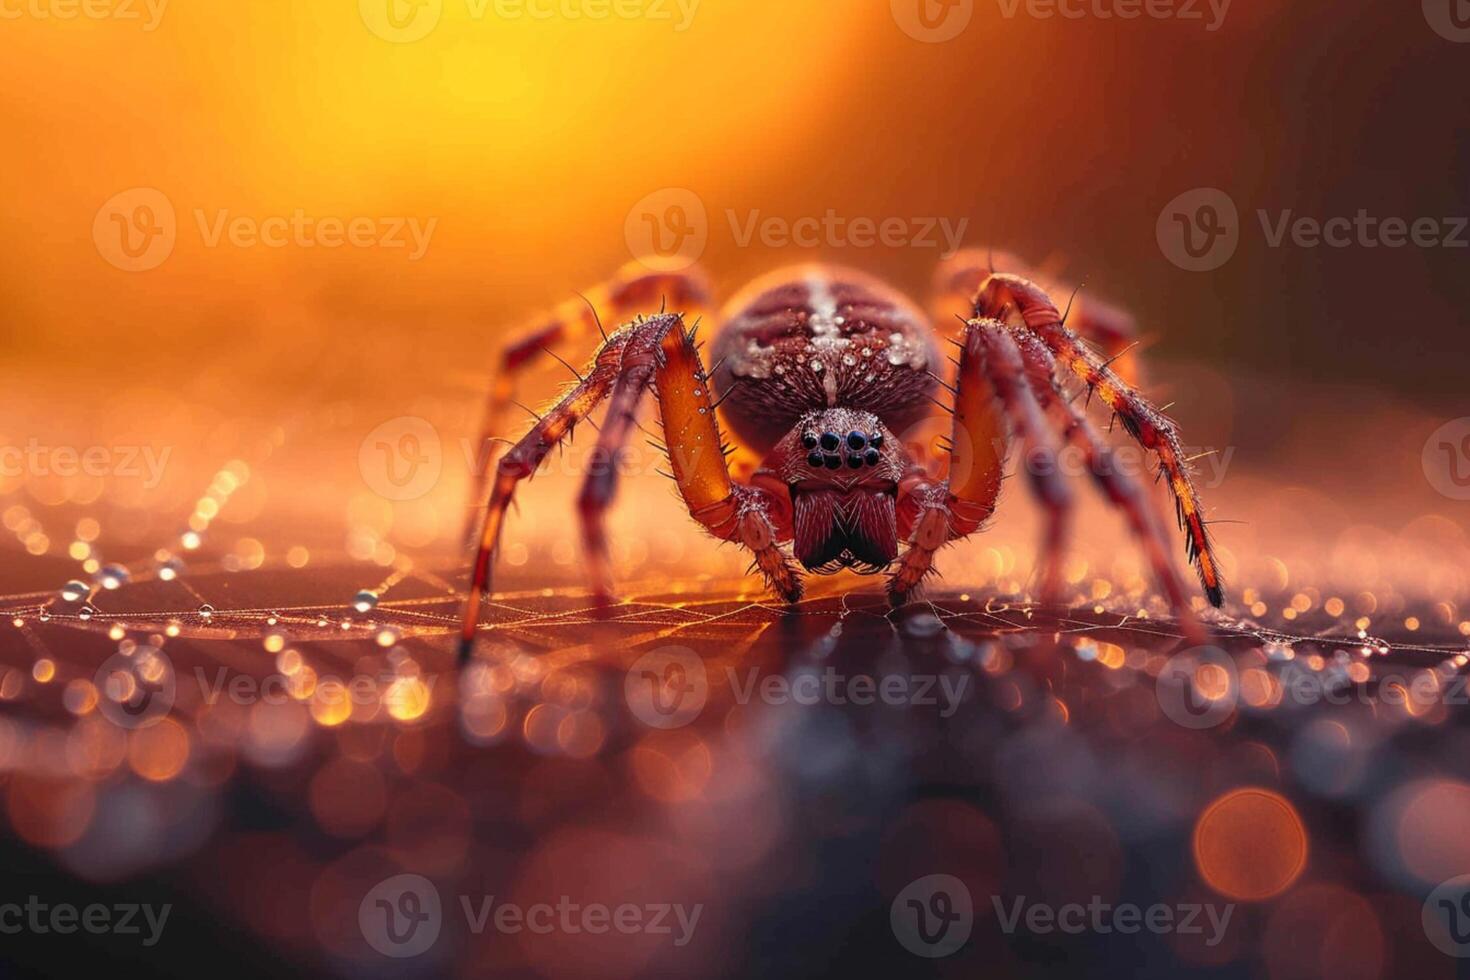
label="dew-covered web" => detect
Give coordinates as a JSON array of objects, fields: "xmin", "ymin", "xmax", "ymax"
[{"xmin": 1, "ymin": 371, "xmax": 1469, "ymax": 976}]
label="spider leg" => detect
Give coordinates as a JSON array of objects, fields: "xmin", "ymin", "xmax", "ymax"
[
  {"xmin": 962, "ymin": 320, "xmax": 1077, "ymax": 604},
  {"xmin": 972, "ymin": 272, "xmax": 1225, "ymax": 608},
  {"xmin": 465, "ymin": 262, "xmax": 712, "ymax": 542},
  {"xmin": 1010, "ymin": 329, "xmax": 1207, "ymax": 642},
  {"xmin": 577, "ymin": 352, "xmax": 657, "ymax": 611},
  {"xmin": 459, "ymin": 314, "xmax": 676, "ymax": 662},
  {"xmin": 887, "ymin": 320, "xmax": 1009, "ymax": 603},
  {"xmin": 652, "ymin": 319, "xmax": 803, "ymax": 603},
  {"xmin": 935, "ymin": 248, "xmax": 1142, "ymax": 380}
]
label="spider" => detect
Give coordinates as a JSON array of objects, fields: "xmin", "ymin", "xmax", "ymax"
[{"xmin": 458, "ymin": 250, "xmax": 1223, "ymax": 660}]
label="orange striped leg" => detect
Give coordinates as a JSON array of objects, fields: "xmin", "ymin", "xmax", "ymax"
[
  {"xmin": 465, "ymin": 262, "xmax": 712, "ymax": 543},
  {"xmin": 935, "ymin": 248, "xmax": 1142, "ymax": 380},
  {"xmin": 965, "ymin": 320, "xmax": 1076, "ymax": 605},
  {"xmin": 1011, "ymin": 330, "xmax": 1206, "ymax": 642},
  {"xmin": 887, "ymin": 318, "xmax": 1010, "ymax": 604},
  {"xmin": 576, "ymin": 354, "xmax": 657, "ymax": 611},
  {"xmin": 459, "ymin": 317, "xmax": 673, "ymax": 661},
  {"xmin": 972, "ymin": 273, "xmax": 1224, "ymax": 608},
  {"xmin": 653, "ymin": 321, "xmax": 801, "ymax": 603}
]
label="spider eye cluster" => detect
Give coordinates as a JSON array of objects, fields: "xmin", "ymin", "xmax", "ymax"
[{"xmin": 802, "ymin": 430, "xmax": 883, "ymax": 470}]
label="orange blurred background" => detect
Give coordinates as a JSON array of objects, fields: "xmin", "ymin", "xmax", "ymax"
[{"xmin": 3, "ymin": 0, "xmax": 1465, "ymax": 400}]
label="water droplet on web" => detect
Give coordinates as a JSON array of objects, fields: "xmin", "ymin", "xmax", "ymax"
[
  {"xmin": 78, "ymin": 605, "xmax": 95, "ymax": 621},
  {"xmin": 38, "ymin": 609, "xmax": 51, "ymax": 623},
  {"xmin": 158, "ymin": 556, "xmax": 185, "ymax": 582},
  {"xmin": 901, "ymin": 612, "xmax": 945, "ymax": 638},
  {"xmin": 97, "ymin": 564, "xmax": 129, "ymax": 590},
  {"xmin": 198, "ymin": 603, "xmax": 215, "ymax": 619},
  {"xmin": 60, "ymin": 580, "xmax": 88, "ymax": 602},
  {"xmin": 353, "ymin": 590, "xmax": 379, "ymax": 613}
]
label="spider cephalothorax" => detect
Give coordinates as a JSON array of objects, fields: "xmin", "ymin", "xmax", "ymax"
[
  {"xmin": 761, "ymin": 408, "xmax": 905, "ymax": 574},
  {"xmin": 459, "ymin": 252, "xmax": 1224, "ymax": 660}
]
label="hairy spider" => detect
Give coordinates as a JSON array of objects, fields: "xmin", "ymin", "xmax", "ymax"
[{"xmin": 458, "ymin": 250, "xmax": 1223, "ymax": 659}]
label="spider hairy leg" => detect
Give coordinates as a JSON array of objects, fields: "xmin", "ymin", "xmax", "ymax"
[
  {"xmin": 1011, "ymin": 330, "xmax": 1207, "ymax": 644},
  {"xmin": 465, "ymin": 262, "xmax": 712, "ymax": 543},
  {"xmin": 936, "ymin": 248, "xmax": 1143, "ymax": 382},
  {"xmin": 653, "ymin": 320, "xmax": 803, "ymax": 602},
  {"xmin": 887, "ymin": 322, "xmax": 1008, "ymax": 604},
  {"xmin": 964, "ymin": 320, "xmax": 1076, "ymax": 605},
  {"xmin": 972, "ymin": 272, "xmax": 1225, "ymax": 608},
  {"xmin": 459, "ymin": 315, "xmax": 679, "ymax": 662}
]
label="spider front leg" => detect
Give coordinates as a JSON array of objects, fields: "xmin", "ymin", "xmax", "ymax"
[
  {"xmin": 458, "ymin": 313, "xmax": 798, "ymax": 662},
  {"xmin": 465, "ymin": 262, "xmax": 712, "ymax": 543},
  {"xmin": 891, "ymin": 319, "xmax": 1079, "ymax": 606},
  {"xmin": 652, "ymin": 320, "xmax": 802, "ymax": 604},
  {"xmin": 973, "ymin": 273, "xmax": 1225, "ymax": 607},
  {"xmin": 459, "ymin": 315, "xmax": 677, "ymax": 662},
  {"xmin": 887, "ymin": 321, "xmax": 1010, "ymax": 603}
]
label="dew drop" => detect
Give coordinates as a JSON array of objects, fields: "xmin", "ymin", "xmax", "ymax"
[
  {"xmin": 38, "ymin": 610, "xmax": 51, "ymax": 623},
  {"xmin": 78, "ymin": 605, "xmax": 95, "ymax": 621},
  {"xmin": 158, "ymin": 557, "xmax": 185, "ymax": 582},
  {"xmin": 60, "ymin": 580, "xmax": 88, "ymax": 602},
  {"xmin": 353, "ymin": 590, "xmax": 379, "ymax": 613},
  {"xmin": 198, "ymin": 603, "xmax": 215, "ymax": 619},
  {"xmin": 97, "ymin": 564, "xmax": 130, "ymax": 590}
]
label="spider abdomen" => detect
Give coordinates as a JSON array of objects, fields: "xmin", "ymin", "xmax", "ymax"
[{"xmin": 709, "ymin": 265, "xmax": 941, "ymax": 452}]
